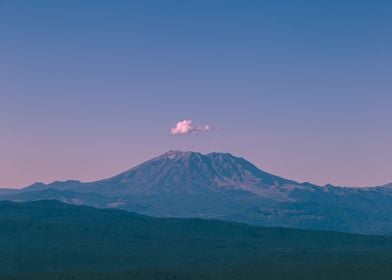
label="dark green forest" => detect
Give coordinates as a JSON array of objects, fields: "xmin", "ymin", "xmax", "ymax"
[{"xmin": 1, "ymin": 200, "xmax": 392, "ymax": 280}]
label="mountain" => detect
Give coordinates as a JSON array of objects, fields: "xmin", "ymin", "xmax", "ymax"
[
  {"xmin": 1, "ymin": 200, "xmax": 392, "ymax": 280},
  {"xmin": 0, "ymin": 188, "xmax": 19, "ymax": 196},
  {"xmin": 25, "ymin": 151, "xmax": 298, "ymax": 198},
  {"xmin": 1, "ymin": 151, "xmax": 392, "ymax": 234}
]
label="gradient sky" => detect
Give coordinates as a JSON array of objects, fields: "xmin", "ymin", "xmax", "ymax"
[{"xmin": 1, "ymin": 0, "xmax": 392, "ymax": 188}]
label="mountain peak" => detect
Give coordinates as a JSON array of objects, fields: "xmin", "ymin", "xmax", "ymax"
[
  {"xmin": 158, "ymin": 150, "xmax": 238, "ymax": 161},
  {"xmin": 101, "ymin": 150, "xmax": 297, "ymax": 198},
  {"xmin": 158, "ymin": 150, "xmax": 201, "ymax": 160}
]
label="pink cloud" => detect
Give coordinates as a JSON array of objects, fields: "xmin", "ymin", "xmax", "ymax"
[{"xmin": 170, "ymin": 120, "xmax": 211, "ymax": 135}]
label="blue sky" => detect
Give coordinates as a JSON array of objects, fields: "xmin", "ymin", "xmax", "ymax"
[{"xmin": 1, "ymin": 0, "xmax": 391, "ymax": 187}]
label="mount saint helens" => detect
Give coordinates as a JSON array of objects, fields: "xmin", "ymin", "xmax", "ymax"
[{"xmin": 1, "ymin": 151, "xmax": 392, "ymax": 234}]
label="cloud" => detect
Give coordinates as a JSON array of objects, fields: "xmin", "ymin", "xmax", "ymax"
[{"xmin": 170, "ymin": 120, "xmax": 211, "ymax": 135}]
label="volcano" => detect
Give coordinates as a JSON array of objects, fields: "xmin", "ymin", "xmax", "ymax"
[{"xmin": 1, "ymin": 151, "xmax": 392, "ymax": 234}]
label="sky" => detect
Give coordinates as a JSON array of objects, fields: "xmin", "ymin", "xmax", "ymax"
[{"xmin": 1, "ymin": 0, "xmax": 391, "ymax": 188}]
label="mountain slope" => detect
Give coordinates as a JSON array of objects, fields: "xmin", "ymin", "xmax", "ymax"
[
  {"xmin": 1, "ymin": 151, "xmax": 392, "ymax": 234},
  {"xmin": 82, "ymin": 151, "xmax": 301, "ymax": 200},
  {"xmin": 1, "ymin": 200, "xmax": 392, "ymax": 280}
]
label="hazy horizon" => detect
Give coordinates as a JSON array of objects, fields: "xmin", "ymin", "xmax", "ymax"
[
  {"xmin": 2, "ymin": 149, "xmax": 390, "ymax": 189},
  {"xmin": 1, "ymin": 1, "xmax": 392, "ymax": 187}
]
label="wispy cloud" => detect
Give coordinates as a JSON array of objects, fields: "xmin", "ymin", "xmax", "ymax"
[{"xmin": 170, "ymin": 120, "xmax": 211, "ymax": 135}]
